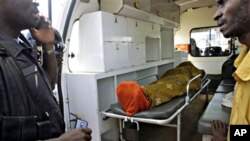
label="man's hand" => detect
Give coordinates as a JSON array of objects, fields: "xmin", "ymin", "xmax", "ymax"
[
  {"xmin": 29, "ymin": 16, "xmax": 58, "ymax": 89},
  {"xmin": 48, "ymin": 128, "xmax": 92, "ymax": 141},
  {"xmin": 211, "ymin": 120, "xmax": 227, "ymax": 141},
  {"xmin": 29, "ymin": 16, "xmax": 54, "ymax": 47}
]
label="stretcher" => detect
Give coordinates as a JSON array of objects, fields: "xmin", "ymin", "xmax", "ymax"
[{"xmin": 102, "ymin": 73, "xmax": 210, "ymax": 141}]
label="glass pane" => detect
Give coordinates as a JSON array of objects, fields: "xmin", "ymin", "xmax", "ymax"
[
  {"xmin": 36, "ymin": 0, "xmax": 49, "ymax": 17},
  {"xmin": 35, "ymin": 0, "xmax": 69, "ymax": 28},
  {"xmin": 190, "ymin": 27, "xmax": 231, "ymax": 57},
  {"xmin": 51, "ymin": 0, "xmax": 69, "ymax": 27}
]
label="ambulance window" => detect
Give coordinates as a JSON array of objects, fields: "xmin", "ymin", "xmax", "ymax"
[
  {"xmin": 35, "ymin": 0, "xmax": 68, "ymax": 27},
  {"xmin": 35, "ymin": 0, "xmax": 49, "ymax": 18},
  {"xmin": 190, "ymin": 26, "xmax": 232, "ymax": 57}
]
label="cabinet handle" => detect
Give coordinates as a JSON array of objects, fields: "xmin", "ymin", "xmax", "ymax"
[
  {"xmin": 116, "ymin": 44, "xmax": 119, "ymax": 50},
  {"xmin": 68, "ymin": 52, "xmax": 75, "ymax": 58},
  {"xmin": 115, "ymin": 17, "xmax": 118, "ymax": 23}
]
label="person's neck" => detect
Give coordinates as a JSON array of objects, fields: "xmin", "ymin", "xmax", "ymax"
[
  {"xmin": 238, "ymin": 33, "xmax": 250, "ymax": 49},
  {"xmin": 0, "ymin": 24, "xmax": 20, "ymax": 39}
]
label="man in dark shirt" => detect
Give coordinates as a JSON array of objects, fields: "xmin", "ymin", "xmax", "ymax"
[{"xmin": 0, "ymin": 0, "xmax": 91, "ymax": 140}]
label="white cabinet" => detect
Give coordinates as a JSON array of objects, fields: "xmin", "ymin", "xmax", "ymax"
[
  {"xmin": 102, "ymin": 13, "xmax": 127, "ymax": 42},
  {"xmin": 161, "ymin": 28, "xmax": 174, "ymax": 59},
  {"xmin": 79, "ymin": 12, "xmax": 130, "ymax": 72},
  {"xmin": 70, "ymin": 11, "xmax": 174, "ymax": 73},
  {"xmin": 127, "ymin": 19, "xmax": 146, "ymax": 43},
  {"xmin": 128, "ymin": 42, "xmax": 146, "ymax": 66},
  {"xmin": 148, "ymin": 23, "xmax": 161, "ymax": 38},
  {"xmin": 145, "ymin": 37, "xmax": 160, "ymax": 62},
  {"xmin": 66, "ymin": 74, "xmax": 119, "ymax": 141},
  {"xmin": 104, "ymin": 42, "xmax": 129, "ymax": 71},
  {"xmin": 144, "ymin": 23, "xmax": 161, "ymax": 62},
  {"xmin": 78, "ymin": 11, "xmax": 150, "ymax": 72},
  {"xmin": 65, "ymin": 61, "xmax": 174, "ymax": 141}
]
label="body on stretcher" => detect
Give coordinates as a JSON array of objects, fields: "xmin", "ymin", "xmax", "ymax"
[{"xmin": 102, "ymin": 73, "xmax": 211, "ymax": 141}]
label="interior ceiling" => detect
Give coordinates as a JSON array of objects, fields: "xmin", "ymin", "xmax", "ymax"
[{"xmin": 174, "ymin": 0, "xmax": 217, "ymax": 13}]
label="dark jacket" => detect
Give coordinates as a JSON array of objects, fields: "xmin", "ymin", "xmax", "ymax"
[{"xmin": 0, "ymin": 31, "xmax": 64, "ymax": 140}]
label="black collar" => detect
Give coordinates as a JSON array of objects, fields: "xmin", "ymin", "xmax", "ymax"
[{"xmin": 0, "ymin": 31, "xmax": 33, "ymax": 58}]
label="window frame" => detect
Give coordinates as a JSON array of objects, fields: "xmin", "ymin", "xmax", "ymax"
[{"xmin": 189, "ymin": 26, "xmax": 232, "ymax": 57}]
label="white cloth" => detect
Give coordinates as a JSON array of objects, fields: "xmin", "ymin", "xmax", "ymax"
[{"xmin": 221, "ymin": 91, "xmax": 234, "ymax": 108}]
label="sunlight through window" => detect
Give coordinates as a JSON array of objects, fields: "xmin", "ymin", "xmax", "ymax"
[{"xmin": 36, "ymin": 0, "xmax": 68, "ymax": 28}]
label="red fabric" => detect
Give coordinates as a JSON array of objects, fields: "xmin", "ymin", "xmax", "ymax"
[{"xmin": 116, "ymin": 81, "xmax": 150, "ymax": 116}]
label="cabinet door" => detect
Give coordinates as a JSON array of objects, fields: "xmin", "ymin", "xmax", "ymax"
[
  {"xmin": 117, "ymin": 42, "xmax": 129, "ymax": 69},
  {"xmin": 127, "ymin": 18, "xmax": 145, "ymax": 43},
  {"xmin": 142, "ymin": 22, "xmax": 161, "ymax": 38},
  {"xmin": 102, "ymin": 13, "xmax": 127, "ymax": 42},
  {"xmin": 104, "ymin": 42, "xmax": 129, "ymax": 71},
  {"xmin": 128, "ymin": 42, "xmax": 146, "ymax": 66},
  {"xmin": 161, "ymin": 28, "xmax": 174, "ymax": 59},
  {"xmin": 137, "ymin": 42, "xmax": 146, "ymax": 65},
  {"xmin": 149, "ymin": 23, "xmax": 161, "ymax": 38},
  {"xmin": 141, "ymin": 21, "xmax": 152, "ymax": 38}
]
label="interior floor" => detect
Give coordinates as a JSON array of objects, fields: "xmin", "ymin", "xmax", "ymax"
[{"xmin": 135, "ymin": 94, "xmax": 213, "ymax": 141}]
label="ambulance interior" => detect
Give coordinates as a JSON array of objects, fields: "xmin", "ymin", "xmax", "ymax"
[{"xmin": 37, "ymin": 0, "xmax": 237, "ymax": 141}]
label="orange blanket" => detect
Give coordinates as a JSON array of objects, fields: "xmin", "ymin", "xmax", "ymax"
[{"xmin": 116, "ymin": 81, "xmax": 150, "ymax": 116}]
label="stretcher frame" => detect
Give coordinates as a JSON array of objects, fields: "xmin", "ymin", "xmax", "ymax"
[{"xmin": 102, "ymin": 74, "xmax": 211, "ymax": 141}]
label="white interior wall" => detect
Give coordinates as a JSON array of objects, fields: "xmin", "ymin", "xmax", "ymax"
[
  {"xmin": 174, "ymin": 6, "xmax": 227, "ymax": 75},
  {"xmin": 175, "ymin": 6, "xmax": 217, "ymax": 45}
]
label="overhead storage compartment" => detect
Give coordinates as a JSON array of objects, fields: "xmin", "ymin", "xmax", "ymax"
[{"xmin": 100, "ymin": 0, "xmax": 179, "ymax": 29}]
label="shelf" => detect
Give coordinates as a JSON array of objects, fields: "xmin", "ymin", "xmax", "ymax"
[
  {"xmin": 65, "ymin": 59, "xmax": 174, "ymax": 79},
  {"xmin": 95, "ymin": 59, "xmax": 174, "ymax": 79},
  {"xmin": 119, "ymin": 5, "xmax": 178, "ymax": 29},
  {"xmin": 66, "ymin": 59, "xmax": 174, "ymax": 79}
]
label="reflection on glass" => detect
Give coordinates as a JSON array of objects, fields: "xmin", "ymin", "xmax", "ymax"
[{"xmin": 190, "ymin": 26, "xmax": 231, "ymax": 57}]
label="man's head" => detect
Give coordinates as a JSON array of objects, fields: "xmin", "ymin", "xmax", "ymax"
[
  {"xmin": 214, "ymin": 0, "xmax": 250, "ymax": 40},
  {"xmin": 0, "ymin": 0, "xmax": 40, "ymax": 36}
]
